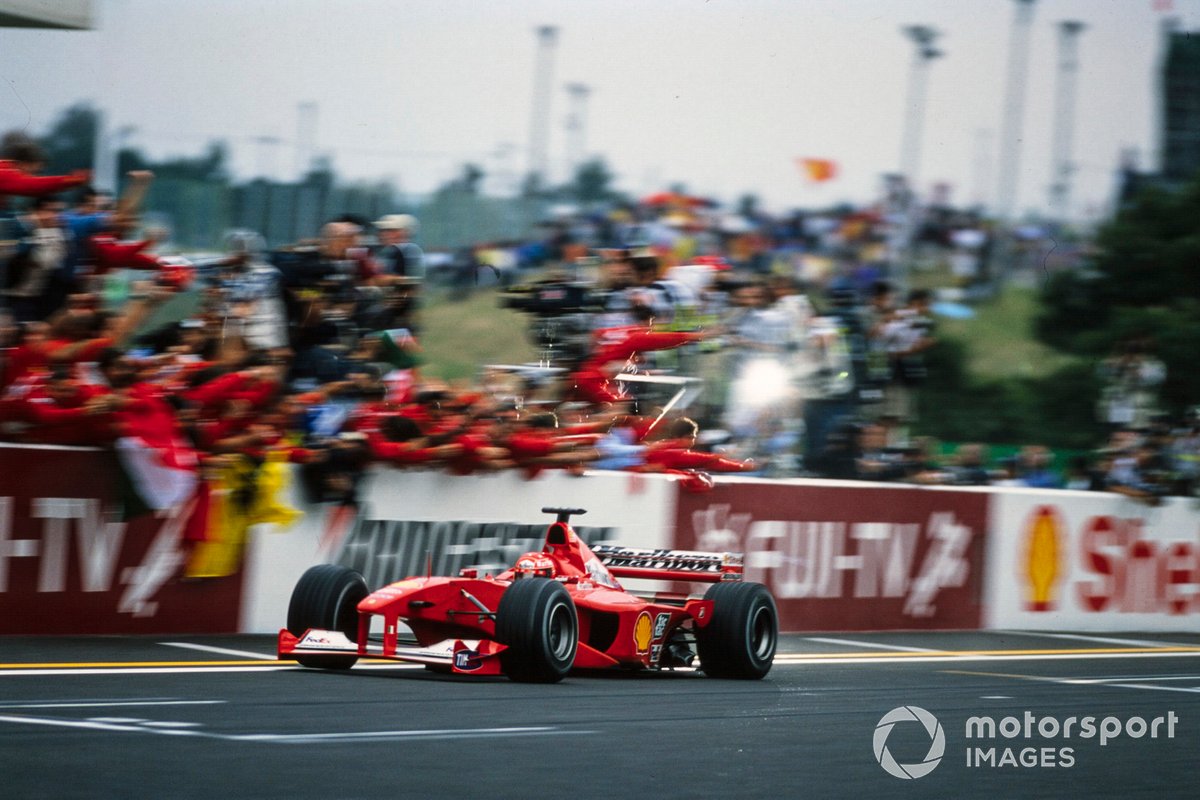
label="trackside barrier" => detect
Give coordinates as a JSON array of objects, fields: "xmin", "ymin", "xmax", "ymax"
[
  {"xmin": 0, "ymin": 444, "xmax": 242, "ymax": 635},
  {"xmin": 984, "ymin": 488, "xmax": 1200, "ymax": 632},
  {"xmin": 5, "ymin": 445, "xmax": 1199, "ymax": 635},
  {"xmin": 669, "ymin": 477, "xmax": 991, "ymax": 631},
  {"xmin": 240, "ymin": 466, "xmax": 673, "ymax": 632}
]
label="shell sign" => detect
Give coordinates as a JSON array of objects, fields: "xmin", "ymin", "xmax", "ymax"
[{"xmin": 1022, "ymin": 505, "xmax": 1065, "ymax": 612}]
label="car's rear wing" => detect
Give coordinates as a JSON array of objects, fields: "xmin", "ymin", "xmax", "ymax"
[{"xmin": 592, "ymin": 545, "xmax": 742, "ymax": 583}]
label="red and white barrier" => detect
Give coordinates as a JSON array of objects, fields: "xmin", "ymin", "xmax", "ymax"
[
  {"xmin": 0, "ymin": 445, "xmax": 241, "ymax": 635},
  {"xmin": 670, "ymin": 477, "xmax": 990, "ymax": 631},
  {"xmin": 4, "ymin": 443, "xmax": 1199, "ymax": 636},
  {"xmin": 984, "ymin": 488, "xmax": 1200, "ymax": 631},
  {"xmin": 240, "ymin": 466, "xmax": 673, "ymax": 632}
]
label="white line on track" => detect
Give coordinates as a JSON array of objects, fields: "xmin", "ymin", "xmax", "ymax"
[
  {"xmin": 5, "ymin": 650, "xmax": 1200, "ymax": 677},
  {"xmin": 237, "ymin": 727, "xmax": 594, "ymax": 744},
  {"xmin": 947, "ymin": 669, "xmax": 1200, "ymax": 696},
  {"xmin": 1053, "ymin": 674, "xmax": 1200, "ymax": 684},
  {"xmin": 0, "ymin": 663, "xmax": 427, "ymax": 677},
  {"xmin": 159, "ymin": 642, "xmax": 276, "ymax": 659},
  {"xmin": 1107, "ymin": 683, "xmax": 1200, "ymax": 694},
  {"xmin": 995, "ymin": 631, "xmax": 1187, "ymax": 648},
  {"xmin": 0, "ymin": 700, "xmax": 225, "ymax": 709},
  {"xmin": 772, "ymin": 651, "xmax": 1200, "ymax": 666},
  {"xmin": 0, "ymin": 666, "xmax": 296, "ymax": 677},
  {"xmin": 804, "ymin": 637, "xmax": 943, "ymax": 653},
  {"xmin": 0, "ymin": 714, "xmax": 592, "ymax": 744}
]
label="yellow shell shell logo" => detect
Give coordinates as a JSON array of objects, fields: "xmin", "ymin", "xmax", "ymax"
[
  {"xmin": 633, "ymin": 612, "xmax": 653, "ymax": 654},
  {"xmin": 1024, "ymin": 506, "xmax": 1063, "ymax": 611}
]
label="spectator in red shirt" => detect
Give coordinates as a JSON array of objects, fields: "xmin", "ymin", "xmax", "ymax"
[
  {"xmin": 17, "ymin": 363, "xmax": 113, "ymax": 446},
  {"xmin": 0, "ymin": 132, "xmax": 88, "ymax": 200},
  {"xmin": 641, "ymin": 416, "xmax": 755, "ymax": 474}
]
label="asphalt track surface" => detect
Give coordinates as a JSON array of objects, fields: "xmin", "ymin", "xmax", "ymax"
[{"xmin": 2, "ymin": 631, "xmax": 1199, "ymax": 799}]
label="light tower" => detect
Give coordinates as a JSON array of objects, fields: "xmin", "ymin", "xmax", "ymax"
[
  {"xmin": 252, "ymin": 135, "xmax": 282, "ymax": 181},
  {"xmin": 898, "ymin": 25, "xmax": 943, "ymax": 194},
  {"xmin": 295, "ymin": 101, "xmax": 318, "ymax": 181},
  {"xmin": 996, "ymin": 0, "xmax": 1037, "ymax": 220},
  {"xmin": 527, "ymin": 25, "xmax": 559, "ymax": 188},
  {"xmin": 1048, "ymin": 21, "xmax": 1085, "ymax": 221},
  {"xmin": 564, "ymin": 82, "xmax": 592, "ymax": 179}
]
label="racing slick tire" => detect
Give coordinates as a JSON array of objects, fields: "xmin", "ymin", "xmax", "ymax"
[
  {"xmin": 695, "ymin": 581, "xmax": 778, "ymax": 680},
  {"xmin": 495, "ymin": 578, "xmax": 578, "ymax": 683},
  {"xmin": 286, "ymin": 564, "xmax": 368, "ymax": 670}
]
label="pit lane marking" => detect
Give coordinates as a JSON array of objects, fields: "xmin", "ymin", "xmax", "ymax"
[
  {"xmin": 0, "ymin": 700, "xmax": 225, "ymax": 710},
  {"xmin": 0, "ymin": 713, "xmax": 592, "ymax": 743},
  {"xmin": 946, "ymin": 668, "xmax": 1200, "ymax": 694},
  {"xmin": 3, "ymin": 646, "xmax": 1200, "ymax": 675},
  {"xmin": 159, "ymin": 642, "xmax": 276, "ymax": 659},
  {"xmin": 773, "ymin": 646, "xmax": 1200, "ymax": 664},
  {"xmin": 995, "ymin": 631, "xmax": 1190, "ymax": 648},
  {"xmin": 804, "ymin": 637, "xmax": 945, "ymax": 653}
]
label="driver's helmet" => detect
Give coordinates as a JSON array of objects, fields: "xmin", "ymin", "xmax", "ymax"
[{"xmin": 512, "ymin": 552, "xmax": 555, "ymax": 580}]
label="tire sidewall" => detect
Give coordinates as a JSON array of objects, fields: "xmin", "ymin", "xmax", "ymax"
[
  {"xmin": 698, "ymin": 581, "xmax": 778, "ymax": 679},
  {"xmin": 497, "ymin": 578, "xmax": 578, "ymax": 682}
]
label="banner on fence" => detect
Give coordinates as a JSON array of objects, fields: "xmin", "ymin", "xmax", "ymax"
[
  {"xmin": 985, "ymin": 491, "xmax": 1200, "ymax": 631},
  {"xmin": 672, "ymin": 479, "xmax": 990, "ymax": 631}
]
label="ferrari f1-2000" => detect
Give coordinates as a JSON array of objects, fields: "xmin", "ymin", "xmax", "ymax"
[{"xmin": 278, "ymin": 507, "xmax": 778, "ymax": 682}]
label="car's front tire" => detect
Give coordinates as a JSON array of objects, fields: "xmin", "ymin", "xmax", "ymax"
[
  {"xmin": 495, "ymin": 578, "xmax": 578, "ymax": 683},
  {"xmin": 286, "ymin": 564, "xmax": 368, "ymax": 670},
  {"xmin": 695, "ymin": 581, "xmax": 777, "ymax": 679}
]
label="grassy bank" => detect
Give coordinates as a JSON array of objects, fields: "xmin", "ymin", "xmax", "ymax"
[
  {"xmin": 936, "ymin": 286, "xmax": 1078, "ymax": 380},
  {"xmin": 417, "ymin": 288, "xmax": 537, "ymax": 382}
]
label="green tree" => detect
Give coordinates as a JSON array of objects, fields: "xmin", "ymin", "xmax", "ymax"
[
  {"xmin": 736, "ymin": 193, "xmax": 760, "ymax": 219},
  {"xmin": 1036, "ymin": 176, "xmax": 1200, "ymax": 416},
  {"xmin": 40, "ymin": 102, "xmax": 99, "ymax": 173},
  {"xmin": 435, "ymin": 163, "xmax": 484, "ymax": 197},
  {"xmin": 570, "ymin": 157, "xmax": 618, "ymax": 204},
  {"xmin": 118, "ymin": 140, "xmax": 229, "ymax": 183}
]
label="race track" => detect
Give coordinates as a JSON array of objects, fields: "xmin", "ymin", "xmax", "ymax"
[{"xmin": 2, "ymin": 631, "xmax": 1198, "ymax": 799}]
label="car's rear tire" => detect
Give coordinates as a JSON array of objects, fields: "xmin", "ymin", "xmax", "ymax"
[
  {"xmin": 495, "ymin": 578, "xmax": 577, "ymax": 683},
  {"xmin": 286, "ymin": 564, "xmax": 368, "ymax": 670},
  {"xmin": 695, "ymin": 581, "xmax": 777, "ymax": 679}
]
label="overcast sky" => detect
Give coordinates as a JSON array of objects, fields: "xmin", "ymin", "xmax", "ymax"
[{"xmin": 1, "ymin": 0, "xmax": 1195, "ymax": 218}]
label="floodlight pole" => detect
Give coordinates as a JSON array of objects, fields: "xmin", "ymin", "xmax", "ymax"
[
  {"xmin": 1048, "ymin": 21, "xmax": 1086, "ymax": 222},
  {"xmin": 996, "ymin": 0, "xmax": 1037, "ymax": 221},
  {"xmin": 899, "ymin": 25, "xmax": 943, "ymax": 193},
  {"xmin": 527, "ymin": 25, "xmax": 559, "ymax": 188}
]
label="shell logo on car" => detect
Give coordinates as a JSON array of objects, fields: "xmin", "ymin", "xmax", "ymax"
[{"xmin": 633, "ymin": 611, "xmax": 654, "ymax": 654}]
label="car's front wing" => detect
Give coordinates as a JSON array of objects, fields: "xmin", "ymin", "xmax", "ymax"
[{"xmin": 278, "ymin": 629, "xmax": 507, "ymax": 675}]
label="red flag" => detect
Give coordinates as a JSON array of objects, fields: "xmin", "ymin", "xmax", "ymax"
[{"xmin": 796, "ymin": 158, "xmax": 838, "ymax": 183}]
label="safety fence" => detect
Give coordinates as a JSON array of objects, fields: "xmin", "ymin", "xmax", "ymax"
[{"xmin": 2, "ymin": 444, "xmax": 1197, "ymax": 635}]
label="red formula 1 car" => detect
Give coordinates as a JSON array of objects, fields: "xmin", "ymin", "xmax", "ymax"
[{"xmin": 278, "ymin": 507, "xmax": 778, "ymax": 682}]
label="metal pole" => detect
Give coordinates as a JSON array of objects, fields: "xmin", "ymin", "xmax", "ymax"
[
  {"xmin": 564, "ymin": 82, "xmax": 591, "ymax": 181},
  {"xmin": 527, "ymin": 25, "xmax": 559, "ymax": 188},
  {"xmin": 996, "ymin": 0, "xmax": 1037, "ymax": 220},
  {"xmin": 295, "ymin": 102, "xmax": 318, "ymax": 181},
  {"xmin": 1049, "ymin": 22, "xmax": 1085, "ymax": 221},
  {"xmin": 899, "ymin": 25, "xmax": 942, "ymax": 191},
  {"xmin": 895, "ymin": 25, "xmax": 942, "ymax": 293}
]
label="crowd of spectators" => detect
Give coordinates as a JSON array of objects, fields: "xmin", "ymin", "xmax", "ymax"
[
  {"xmin": 0, "ymin": 131, "xmax": 769, "ymax": 553},
  {"xmin": 2, "ymin": 126, "xmax": 1198, "ymax": 543}
]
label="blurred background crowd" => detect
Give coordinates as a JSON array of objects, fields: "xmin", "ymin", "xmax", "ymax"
[{"xmin": 3, "ymin": 122, "xmax": 1199, "ymax": 531}]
